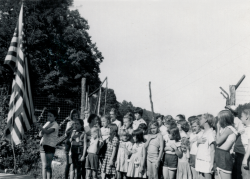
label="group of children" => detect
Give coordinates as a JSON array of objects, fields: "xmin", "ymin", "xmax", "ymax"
[{"xmin": 60, "ymin": 106, "xmax": 250, "ymax": 179}]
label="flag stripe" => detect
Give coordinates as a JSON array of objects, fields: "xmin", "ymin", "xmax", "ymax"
[{"xmin": 4, "ymin": 3, "xmax": 35, "ymax": 145}]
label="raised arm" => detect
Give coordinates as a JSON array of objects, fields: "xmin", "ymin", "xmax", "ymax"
[
  {"xmin": 80, "ymin": 134, "xmax": 87, "ymax": 161},
  {"xmin": 216, "ymin": 127, "xmax": 233, "ymax": 146}
]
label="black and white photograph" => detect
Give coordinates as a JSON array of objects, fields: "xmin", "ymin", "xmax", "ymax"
[{"xmin": 0, "ymin": 0, "xmax": 250, "ymax": 179}]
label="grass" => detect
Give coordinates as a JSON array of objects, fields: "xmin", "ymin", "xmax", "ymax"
[{"xmin": 27, "ymin": 146, "xmax": 66, "ymax": 179}]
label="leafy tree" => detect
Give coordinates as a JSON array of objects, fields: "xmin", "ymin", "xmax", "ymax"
[
  {"xmin": 119, "ymin": 100, "xmax": 135, "ymax": 117},
  {"xmin": 99, "ymin": 87, "xmax": 120, "ymax": 116},
  {"xmin": 0, "ymin": 0, "xmax": 103, "ymax": 103}
]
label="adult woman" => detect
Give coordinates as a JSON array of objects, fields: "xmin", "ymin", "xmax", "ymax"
[{"xmin": 35, "ymin": 108, "xmax": 59, "ymax": 179}]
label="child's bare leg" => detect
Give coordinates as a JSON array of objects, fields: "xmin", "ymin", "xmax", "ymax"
[
  {"xmin": 204, "ymin": 173, "xmax": 212, "ymax": 179},
  {"xmin": 163, "ymin": 167, "xmax": 169, "ymax": 179},
  {"xmin": 117, "ymin": 171, "xmax": 122, "ymax": 179},
  {"xmin": 168, "ymin": 169, "xmax": 176, "ymax": 179},
  {"xmin": 69, "ymin": 164, "xmax": 75, "ymax": 179},
  {"xmin": 92, "ymin": 170, "xmax": 98, "ymax": 179},
  {"xmin": 101, "ymin": 173, "xmax": 106, "ymax": 179},
  {"xmin": 86, "ymin": 169, "xmax": 92, "ymax": 179},
  {"xmin": 153, "ymin": 162, "xmax": 159, "ymax": 179},
  {"xmin": 191, "ymin": 167, "xmax": 199, "ymax": 179}
]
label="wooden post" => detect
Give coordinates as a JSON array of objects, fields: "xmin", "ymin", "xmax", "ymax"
[
  {"xmin": 97, "ymin": 88, "xmax": 102, "ymax": 116},
  {"xmin": 80, "ymin": 78, "xmax": 86, "ymax": 119},
  {"xmin": 104, "ymin": 78, "xmax": 108, "ymax": 115},
  {"xmin": 229, "ymin": 85, "xmax": 236, "ymax": 105},
  {"xmin": 149, "ymin": 82, "xmax": 155, "ymax": 120}
]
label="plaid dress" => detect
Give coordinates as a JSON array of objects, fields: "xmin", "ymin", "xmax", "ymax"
[{"xmin": 101, "ymin": 136, "xmax": 119, "ymax": 175}]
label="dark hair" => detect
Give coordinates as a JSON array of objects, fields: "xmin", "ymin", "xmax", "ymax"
[
  {"xmin": 242, "ymin": 109, "xmax": 250, "ymax": 116},
  {"xmin": 110, "ymin": 108, "xmax": 117, "ymax": 115},
  {"xmin": 177, "ymin": 120, "xmax": 190, "ymax": 133},
  {"xmin": 218, "ymin": 110, "xmax": 234, "ymax": 128},
  {"xmin": 88, "ymin": 114, "xmax": 101, "ymax": 127},
  {"xmin": 69, "ymin": 109, "xmax": 79, "ymax": 120},
  {"xmin": 134, "ymin": 107, "xmax": 143, "ymax": 116},
  {"xmin": 47, "ymin": 108, "xmax": 58, "ymax": 118},
  {"xmin": 156, "ymin": 115, "xmax": 163, "ymax": 120},
  {"xmin": 74, "ymin": 118, "xmax": 84, "ymax": 131},
  {"xmin": 191, "ymin": 118, "xmax": 200, "ymax": 126},
  {"xmin": 148, "ymin": 121, "xmax": 159, "ymax": 134},
  {"xmin": 188, "ymin": 116, "xmax": 196, "ymax": 124},
  {"xmin": 197, "ymin": 115, "xmax": 202, "ymax": 120},
  {"xmin": 132, "ymin": 129, "xmax": 144, "ymax": 143},
  {"xmin": 138, "ymin": 123, "xmax": 147, "ymax": 132},
  {"xmin": 166, "ymin": 119, "xmax": 177, "ymax": 129},
  {"xmin": 108, "ymin": 123, "xmax": 118, "ymax": 142},
  {"xmin": 176, "ymin": 114, "xmax": 185, "ymax": 121},
  {"xmin": 166, "ymin": 115, "xmax": 173, "ymax": 121},
  {"xmin": 168, "ymin": 127, "xmax": 181, "ymax": 142}
]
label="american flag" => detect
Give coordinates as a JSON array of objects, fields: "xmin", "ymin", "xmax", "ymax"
[{"xmin": 4, "ymin": 3, "xmax": 35, "ymax": 145}]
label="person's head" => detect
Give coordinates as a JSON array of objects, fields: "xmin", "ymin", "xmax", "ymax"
[
  {"xmin": 84, "ymin": 110, "xmax": 90, "ymax": 119},
  {"xmin": 134, "ymin": 107, "xmax": 143, "ymax": 120},
  {"xmin": 177, "ymin": 120, "xmax": 190, "ymax": 133},
  {"xmin": 168, "ymin": 127, "xmax": 181, "ymax": 142},
  {"xmin": 241, "ymin": 109, "xmax": 250, "ymax": 126},
  {"xmin": 180, "ymin": 137, "xmax": 190, "ymax": 153},
  {"xmin": 188, "ymin": 116, "xmax": 196, "ymax": 125},
  {"xmin": 138, "ymin": 123, "xmax": 147, "ymax": 133},
  {"xmin": 191, "ymin": 118, "xmax": 200, "ymax": 133},
  {"xmin": 70, "ymin": 109, "xmax": 79, "ymax": 121},
  {"xmin": 108, "ymin": 123, "xmax": 118, "ymax": 142},
  {"xmin": 166, "ymin": 115, "xmax": 173, "ymax": 121},
  {"xmin": 156, "ymin": 115, "xmax": 164, "ymax": 127},
  {"xmin": 47, "ymin": 108, "xmax": 58, "ymax": 122},
  {"xmin": 123, "ymin": 112, "xmax": 133, "ymax": 129},
  {"xmin": 88, "ymin": 114, "xmax": 101, "ymax": 128},
  {"xmin": 165, "ymin": 119, "xmax": 177, "ymax": 131},
  {"xmin": 175, "ymin": 114, "xmax": 185, "ymax": 122},
  {"xmin": 132, "ymin": 129, "xmax": 144, "ymax": 143},
  {"xmin": 218, "ymin": 110, "xmax": 234, "ymax": 128},
  {"xmin": 91, "ymin": 127, "xmax": 99, "ymax": 139},
  {"xmin": 110, "ymin": 108, "xmax": 117, "ymax": 120},
  {"xmin": 73, "ymin": 119, "xmax": 84, "ymax": 131},
  {"xmin": 119, "ymin": 129, "xmax": 130, "ymax": 142},
  {"xmin": 200, "ymin": 113, "xmax": 214, "ymax": 128},
  {"xmin": 101, "ymin": 115, "xmax": 111, "ymax": 128},
  {"xmin": 148, "ymin": 121, "xmax": 159, "ymax": 134}
]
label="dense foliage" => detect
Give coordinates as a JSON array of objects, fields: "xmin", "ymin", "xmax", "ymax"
[{"xmin": 0, "ymin": 0, "xmax": 103, "ymax": 102}]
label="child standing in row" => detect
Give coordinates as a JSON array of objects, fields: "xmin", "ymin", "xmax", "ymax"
[
  {"xmin": 145, "ymin": 121, "xmax": 164, "ymax": 179},
  {"xmin": 101, "ymin": 123, "xmax": 119, "ymax": 179},
  {"xmin": 127, "ymin": 129, "xmax": 147, "ymax": 178},
  {"xmin": 122, "ymin": 112, "xmax": 134, "ymax": 135},
  {"xmin": 69, "ymin": 119, "xmax": 86, "ymax": 179},
  {"xmin": 85, "ymin": 127, "xmax": 104, "ymax": 179},
  {"xmin": 196, "ymin": 113, "xmax": 215, "ymax": 179},
  {"xmin": 116, "ymin": 129, "xmax": 133, "ymax": 179},
  {"xmin": 189, "ymin": 118, "xmax": 203, "ymax": 179},
  {"xmin": 163, "ymin": 127, "xmax": 182, "ymax": 179},
  {"xmin": 176, "ymin": 138, "xmax": 192, "ymax": 179}
]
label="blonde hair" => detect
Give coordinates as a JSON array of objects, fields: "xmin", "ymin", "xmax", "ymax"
[
  {"xmin": 181, "ymin": 137, "xmax": 190, "ymax": 149},
  {"xmin": 203, "ymin": 113, "xmax": 215, "ymax": 128},
  {"xmin": 119, "ymin": 129, "xmax": 130, "ymax": 137}
]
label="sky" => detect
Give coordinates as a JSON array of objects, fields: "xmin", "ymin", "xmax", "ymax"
[{"xmin": 71, "ymin": 0, "xmax": 250, "ymax": 118}]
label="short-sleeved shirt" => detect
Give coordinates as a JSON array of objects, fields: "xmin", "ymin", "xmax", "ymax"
[
  {"xmin": 40, "ymin": 121, "xmax": 59, "ymax": 147},
  {"xmin": 241, "ymin": 126, "xmax": 250, "ymax": 152},
  {"xmin": 190, "ymin": 130, "xmax": 204, "ymax": 155},
  {"xmin": 196, "ymin": 128, "xmax": 215, "ymax": 162},
  {"xmin": 159, "ymin": 125, "xmax": 167, "ymax": 136},
  {"xmin": 133, "ymin": 118, "xmax": 147, "ymax": 130},
  {"xmin": 112, "ymin": 119, "xmax": 121, "ymax": 129},
  {"xmin": 234, "ymin": 125, "xmax": 250, "ymax": 154},
  {"xmin": 165, "ymin": 139, "xmax": 181, "ymax": 154}
]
